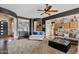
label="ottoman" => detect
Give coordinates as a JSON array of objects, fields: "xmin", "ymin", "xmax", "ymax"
[{"xmin": 48, "ymin": 38, "xmax": 71, "ymax": 53}]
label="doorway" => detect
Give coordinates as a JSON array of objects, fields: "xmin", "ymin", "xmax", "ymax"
[{"xmin": 0, "ymin": 13, "xmax": 15, "ymax": 38}]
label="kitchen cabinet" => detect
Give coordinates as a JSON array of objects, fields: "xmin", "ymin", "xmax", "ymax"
[
  {"xmin": 64, "ymin": 23, "xmax": 70, "ymax": 29},
  {"xmin": 70, "ymin": 21, "xmax": 78, "ymax": 29}
]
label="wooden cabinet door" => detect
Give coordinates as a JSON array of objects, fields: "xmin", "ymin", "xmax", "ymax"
[
  {"xmin": 70, "ymin": 21, "xmax": 78, "ymax": 29},
  {"xmin": 64, "ymin": 23, "xmax": 70, "ymax": 29},
  {"xmin": 74, "ymin": 21, "xmax": 78, "ymax": 28}
]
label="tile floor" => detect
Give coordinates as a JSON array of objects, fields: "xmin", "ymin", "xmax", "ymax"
[{"xmin": 0, "ymin": 38, "xmax": 78, "ymax": 54}]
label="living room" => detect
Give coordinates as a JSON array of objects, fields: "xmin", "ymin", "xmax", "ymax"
[{"xmin": 0, "ymin": 4, "xmax": 79, "ymax": 54}]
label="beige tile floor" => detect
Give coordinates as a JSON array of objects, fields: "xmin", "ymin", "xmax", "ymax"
[
  {"xmin": 0, "ymin": 36, "xmax": 78, "ymax": 54},
  {"xmin": 7, "ymin": 38, "xmax": 78, "ymax": 54}
]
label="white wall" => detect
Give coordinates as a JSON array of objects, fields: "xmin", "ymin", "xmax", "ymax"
[
  {"xmin": 13, "ymin": 18, "xmax": 18, "ymax": 39},
  {"xmin": 46, "ymin": 20, "xmax": 51, "ymax": 36}
]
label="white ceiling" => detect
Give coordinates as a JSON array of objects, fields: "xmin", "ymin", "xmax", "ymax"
[{"xmin": 0, "ymin": 4, "xmax": 79, "ymax": 18}]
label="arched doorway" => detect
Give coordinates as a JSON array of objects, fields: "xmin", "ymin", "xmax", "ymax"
[{"xmin": 0, "ymin": 7, "xmax": 18, "ymax": 39}]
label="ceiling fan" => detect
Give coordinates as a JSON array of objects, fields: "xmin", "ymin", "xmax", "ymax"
[{"xmin": 37, "ymin": 4, "xmax": 58, "ymax": 15}]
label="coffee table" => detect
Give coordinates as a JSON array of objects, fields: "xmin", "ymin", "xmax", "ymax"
[{"xmin": 48, "ymin": 38, "xmax": 71, "ymax": 53}]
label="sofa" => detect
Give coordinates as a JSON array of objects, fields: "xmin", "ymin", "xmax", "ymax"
[{"xmin": 29, "ymin": 32, "xmax": 45, "ymax": 40}]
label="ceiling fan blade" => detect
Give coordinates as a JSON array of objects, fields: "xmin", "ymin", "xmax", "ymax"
[
  {"xmin": 48, "ymin": 10, "xmax": 58, "ymax": 12},
  {"xmin": 44, "ymin": 5, "xmax": 52, "ymax": 12},
  {"xmin": 40, "ymin": 12, "xmax": 51, "ymax": 15},
  {"xmin": 37, "ymin": 10, "xmax": 44, "ymax": 11}
]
